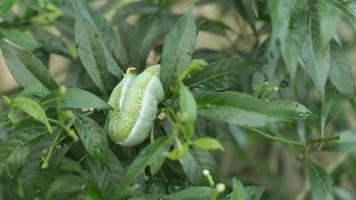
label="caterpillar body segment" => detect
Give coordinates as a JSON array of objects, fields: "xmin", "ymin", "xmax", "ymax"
[{"xmin": 108, "ymin": 65, "xmax": 164, "ymax": 146}]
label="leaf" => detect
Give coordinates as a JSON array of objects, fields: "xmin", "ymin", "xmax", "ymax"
[
  {"xmin": 179, "ymin": 83, "xmax": 197, "ymax": 137},
  {"xmin": 116, "ymin": 136, "xmax": 172, "ymax": 198},
  {"xmin": 300, "ymin": 5, "xmax": 330, "ymax": 97},
  {"xmin": 11, "ymin": 97, "xmax": 52, "ymax": 133},
  {"xmin": 0, "ymin": 40, "xmax": 59, "ymax": 91},
  {"xmin": 74, "ymin": 0, "xmax": 127, "ymax": 75},
  {"xmin": 88, "ymin": 149, "xmax": 124, "ymax": 200},
  {"xmin": 42, "ymin": 88, "xmax": 109, "ymax": 109},
  {"xmin": 162, "ymin": 186, "xmax": 212, "ymax": 200},
  {"xmin": 192, "ymin": 138, "xmax": 224, "ymax": 151},
  {"xmin": 329, "ymin": 42, "xmax": 354, "ymax": 96},
  {"xmin": 0, "ymin": 127, "xmax": 46, "ymax": 168},
  {"xmin": 0, "ymin": 29, "xmax": 41, "ymax": 50},
  {"xmin": 280, "ymin": 0, "xmax": 308, "ymax": 81},
  {"xmin": 197, "ymin": 18, "xmax": 231, "ymax": 36},
  {"xmin": 232, "ymin": 0, "xmax": 257, "ymax": 32},
  {"xmin": 268, "ymin": 0, "xmax": 294, "ymax": 42},
  {"xmin": 180, "ymin": 84, "xmax": 197, "ymax": 118},
  {"xmin": 75, "ymin": 14, "xmax": 109, "ymax": 95},
  {"xmin": 0, "ymin": 0, "xmax": 15, "ymax": 16},
  {"xmin": 196, "ymin": 92, "xmax": 312, "ymax": 127},
  {"xmin": 308, "ymin": 162, "xmax": 333, "ymax": 200},
  {"xmin": 231, "ymin": 178, "xmax": 246, "ymax": 200},
  {"xmin": 46, "ymin": 175, "xmax": 85, "ymax": 198},
  {"xmin": 188, "ymin": 58, "xmax": 264, "ymax": 92},
  {"xmin": 126, "ymin": 10, "xmax": 176, "ymax": 68},
  {"xmin": 74, "ymin": 116, "xmax": 108, "ymax": 163},
  {"xmin": 318, "ymin": 0, "xmax": 339, "ymax": 52},
  {"xmin": 84, "ymin": 184, "xmax": 105, "ymax": 200},
  {"xmin": 30, "ymin": 26, "xmax": 72, "ymax": 58},
  {"xmin": 180, "ymin": 148, "xmax": 217, "ymax": 185},
  {"xmin": 160, "ymin": 7, "xmax": 197, "ymax": 91},
  {"xmin": 332, "ymin": 0, "xmax": 356, "ymax": 30},
  {"xmin": 21, "ymin": 134, "xmax": 68, "ymax": 200},
  {"xmin": 323, "ymin": 130, "xmax": 356, "ymax": 152},
  {"xmin": 245, "ymin": 186, "xmax": 265, "ymax": 200}
]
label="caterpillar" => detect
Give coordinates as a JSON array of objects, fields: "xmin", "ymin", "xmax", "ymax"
[{"xmin": 108, "ymin": 65, "xmax": 164, "ymax": 146}]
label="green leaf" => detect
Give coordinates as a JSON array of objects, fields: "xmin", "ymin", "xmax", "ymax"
[
  {"xmin": 42, "ymin": 88, "xmax": 109, "ymax": 109},
  {"xmin": 329, "ymin": 42, "xmax": 354, "ymax": 96},
  {"xmin": 180, "ymin": 148, "xmax": 217, "ymax": 185},
  {"xmin": 308, "ymin": 162, "xmax": 333, "ymax": 200},
  {"xmin": 0, "ymin": 29, "xmax": 41, "ymax": 50},
  {"xmin": 75, "ymin": 14, "xmax": 109, "ymax": 95},
  {"xmin": 300, "ymin": 6, "xmax": 330, "ymax": 97},
  {"xmin": 318, "ymin": 0, "xmax": 339, "ymax": 52},
  {"xmin": 116, "ymin": 136, "xmax": 172, "ymax": 197},
  {"xmin": 231, "ymin": 178, "xmax": 246, "ymax": 200},
  {"xmin": 166, "ymin": 144, "xmax": 189, "ymax": 160},
  {"xmin": 160, "ymin": 7, "xmax": 197, "ymax": 91},
  {"xmin": 332, "ymin": 0, "xmax": 356, "ymax": 30},
  {"xmin": 74, "ymin": 116, "xmax": 108, "ymax": 163},
  {"xmin": 126, "ymin": 10, "xmax": 175, "ymax": 68},
  {"xmin": 30, "ymin": 27, "xmax": 72, "ymax": 58},
  {"xmin": 162, "ymin": 186, "xmax": 212, "ymax": 200},
  {"xmin": 268, "ymin": 0, "xmax": 294, "ymax": 42},
  {"xmin": 0, "ymin": 0, "xmax": 15, "ymax": 16},
  {"xmin": 21, "ymin": 134, "xmax": 67, "ymax": 200},
  {"xmin": 196, "ymin": 92, "xmax": 312, "ymax": 127},
  {"xmin": 0, "ymin": 127, "xmax": 46, "ymax": 168},
  {"xmin": 74, "ymin": 0, "xmax": 127, "ymax": 75},
  {"xmin": 0, "ymin": 40, "xmax": 59, "ymax": 91},
  {"xmin": 280, "ymin": 0, "xmax": 308, "ymax": 81},
  {"xmin": 84, "ymin": 184, "xmax": 105, "ymax": 200},
  {"xmin": 188, "ymin": 58, "xmax": 264, "ymax": 92},
  {"xmin": 232, "ymin": 0, "xmax": 257, "ymax": 32},
  {"xmin": 46, "ymin": 175, "xmax": 85, "ymax": 198},
  {"xmin": 245, "ymin": 186, "xmax": 265, "ymax": 200},
  {"xmin": 192, "ymin": 138, "xmax": 224, "ymax": 151},
  {"xmin": 179, "ymin": 83, "xmax": 197, "ymax": 137},
  {"xmin": 88, "ymin": 149, "xmax": 124, "ymax": 200},
  {"xmin": 323, "ymin": 130, "xmax": 356, "ymax": 152},
  {"xmin": 11, "ymin": 97, "xmax": 52, "ymax": 133}
]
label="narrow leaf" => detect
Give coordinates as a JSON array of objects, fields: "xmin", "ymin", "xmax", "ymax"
[
  {"xmin": 116, "ymin": 136, "xmax": 172, "ymax": 197},
  {"xmin": 308, "ymin": 162, "xmax": 333, "ymax": 200},
  {"xmin": 42, "ymin": 87, "xmax": 109, "ymax": 109},
  {"xmin": 88, "ymin": 149, "xmax": 124, "ymax": 199},
  {"xmin": 196, "ymin": 92, "xmax": 312, "ymax": 127},
  {"xmin": 0, "ymin": 40, "xmax": 58, "ymax": 91},
  {"xmin": 11, "ymin": 97, "xmax": 52, "ymax": 133},
  {"xmin": 180, "ymin": 148, "xmax": 217, "ymax": 185},
  {"xmin": 74, "ymin": 116, "xmax": 108, "ymax": 163},
  {"xmin": 160, "ymin": 7, "xmax": 197, "ymax": 91},
  {"xmin": 162, "ymin": 186, "xmax": 212, "ymax": 200},
  {"xmin": 75, "ymin": 15, "xmax": 108, "ymax": 95},
  {"xmin": 231, "ymin": 178, "xmax": 246, "ymax": 200},
  {"xmin": 188, "ymin": 58, "xmax": 264, "ymax": 92},
  {"xmin": 329, "ymin": 42, "xmax": 354, "ymax": 96},
  {"xmin": 192, "ymin": 138, "xmax": 224, "ymax": 151}
]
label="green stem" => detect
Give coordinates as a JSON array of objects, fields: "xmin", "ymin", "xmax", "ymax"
[
  {"xmin": 41, "ymin": 131, "xmax": 61, "ymax": 169},
  {"xmin": 247, "ymin": 127, "xmax": 304, "ymax": 147}
]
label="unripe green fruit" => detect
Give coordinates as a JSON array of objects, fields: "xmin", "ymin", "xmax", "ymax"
[{"xmin": 108, "ymin": 65, "xmax": 164, "ymax": 146}]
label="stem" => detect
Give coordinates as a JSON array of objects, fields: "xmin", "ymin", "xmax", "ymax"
[
  {"xmin": 41, "ymin": 131, "xmax": 61, "ymax": 169},
  {"xmin": 306, "ymin": 135, "xmax": 339, "ymax": 146},
  {"xmin": 247, "ymin": 127, "xmax": 304, "ymax": 147}
]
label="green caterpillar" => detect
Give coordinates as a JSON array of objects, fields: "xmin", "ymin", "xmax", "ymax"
[{"xmin": 108, "ymin": 65, "xmax": 164, "ymax": 146}]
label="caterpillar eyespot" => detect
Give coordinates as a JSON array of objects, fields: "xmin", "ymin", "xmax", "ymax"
[{"xmin": 108, "ymin": 65, "xmax": 164, "ymax": 146}]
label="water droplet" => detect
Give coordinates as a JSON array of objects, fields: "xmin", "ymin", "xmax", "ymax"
[{"xmin": 75, "ymin": 43, "xmax": 80, "ymax": 48}]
